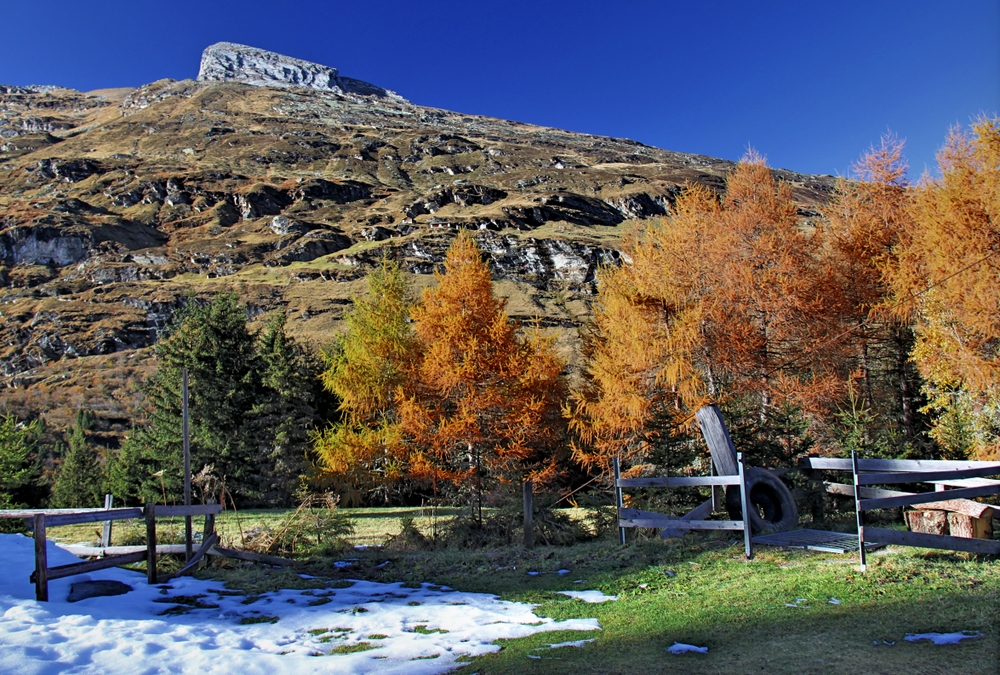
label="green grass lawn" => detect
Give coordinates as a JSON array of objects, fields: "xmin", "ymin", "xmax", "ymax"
[{"xmin": 43, "ymin": 508, "xmax": 1000, "ymax": 674}]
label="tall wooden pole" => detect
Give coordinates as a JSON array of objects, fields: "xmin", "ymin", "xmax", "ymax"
[{"xmin": 182, "ymin": 368, "xmax": 192, "ymax": 561}]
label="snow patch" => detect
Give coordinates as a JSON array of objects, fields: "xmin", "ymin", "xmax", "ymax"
[
  {"xmin": 0, "ymin": 534, "xmax": 599, "ymax": 674},
  {"xmin": 667, "ymin": 642, "xmax": 708, "ymax": 654},
  {"xmin": 905, "ymin": 631, "xmax": 984, "ymax": 645}
]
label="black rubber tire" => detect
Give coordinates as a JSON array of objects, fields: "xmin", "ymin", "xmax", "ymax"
[{"xmin": 725, "ymin": 468, "xmax": 799, "ymax": 534}]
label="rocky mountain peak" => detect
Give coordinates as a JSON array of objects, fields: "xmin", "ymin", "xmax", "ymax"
[{"xmin": 196, "ymin": 41, "xmax": 406, "ymax": 101}]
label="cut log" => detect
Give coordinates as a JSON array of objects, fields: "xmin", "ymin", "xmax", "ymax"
[
  {"xmin": 919, "ymin": 499, "xmax": 994, "ymax": 520},
  {"xmin": 947, "ymin": 512, "xmax": 993, "ymax": 540},
  {"xmin": 906, "ymin": 510, "xmax": 948, "ymax": 535}
]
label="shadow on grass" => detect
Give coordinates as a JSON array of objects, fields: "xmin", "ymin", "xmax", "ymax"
[{"xmin": 469, "ymin": 562, "xmax": 999, "ymax": 675}]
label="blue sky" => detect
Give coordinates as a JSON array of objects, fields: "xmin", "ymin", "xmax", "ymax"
[{"xmin": 2, "ymin": 1, "xmax": 997, "ymax": 177}]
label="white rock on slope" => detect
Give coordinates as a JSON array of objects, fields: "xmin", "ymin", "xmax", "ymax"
[{"xmin": 196, "ymin": 41, "xmax": 406, "ymax": 101}]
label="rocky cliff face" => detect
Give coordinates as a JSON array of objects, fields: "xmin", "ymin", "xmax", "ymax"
[
  {"xmin": 0, "ymin": 44, "xmax": 836, "ymax": 430},
  {"xmin": 197, "ymin": 42, "xmax": 406, "ymax": 101}
]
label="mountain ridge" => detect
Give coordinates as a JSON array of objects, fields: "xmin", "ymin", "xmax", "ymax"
[{"xmin": 0, "ymin": 44, "xmax": 837, "ymax": 434}]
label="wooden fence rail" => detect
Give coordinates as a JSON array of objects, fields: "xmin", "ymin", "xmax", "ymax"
[
  {"xmin": 799, "ymin": 453, "xmax": 1000, "ymax": 569},
  {"xmin": 615, "ymin": 452, "xmax": 755, "ymax": 559},
  {"xmin": 2, "ymin": 503, "xmax": 224, "ymax": 601}
]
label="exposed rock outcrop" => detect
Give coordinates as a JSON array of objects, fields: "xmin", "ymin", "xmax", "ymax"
[{"xmin": 196, "ymin": 42, "xmax": 406, "ymax": 101}]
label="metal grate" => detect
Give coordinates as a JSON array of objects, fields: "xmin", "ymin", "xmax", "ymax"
[{"xmin": 752, "ymin": 528, "xmax": 886, "ymax": 554}]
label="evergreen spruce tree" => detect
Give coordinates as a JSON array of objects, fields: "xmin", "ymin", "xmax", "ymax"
[
  {"xmin": 0, "ymin": 414, "xmax": 44, "ymax": 508},
  {"xmin": 252, "ymin": 312, "xmax": 320, "ymax": 506},
  {"xmin": 108, "ymin": 294, "xmax": 264, "ymax": 504},
  {"xmin": 51, "ymin": 410, "xmax": 104, "ymax": 508}
]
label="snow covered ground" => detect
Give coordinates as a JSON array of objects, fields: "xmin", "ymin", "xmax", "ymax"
[{"xmin": 0, "ymin": 534, "xmax": 600, "ymax": 674}]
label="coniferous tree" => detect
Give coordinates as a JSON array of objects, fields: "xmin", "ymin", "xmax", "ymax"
[
  {"xmin": 313, "ymin": 258, "xmax": 415, "ymax": 503},
  {"xmin": 569, "ymin": 153, "xmax": 844, "ymax": 471},
  {"xmin": 252, "ymin": 312, "xmax": 320, "ymax": 506},
  {"xmin": 824, "ymin": 134, "xmax": 928, "ymax": 455},
  {"xmin": 889, "ymin": 117, "xmax": 1000, "ymax": 458},
  {"xmin": 51, "ymin": 410, "xmax": 104, "ymax": 508},
  {"xmin": 399, "ymin": 232, "xmax": 567, "ymax": 515},
  {"xmin": 0, "ymin": 414, "xmax": 44, "ymax": 508},
  {"xmin": 108, "ymin": 293, "xmax": 264, "ymax": 504}
]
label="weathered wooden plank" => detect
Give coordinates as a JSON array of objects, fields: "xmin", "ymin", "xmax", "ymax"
[
  {"xmin": 159, "ymin": 533, "xmax": 219, "ymax": 582},
  {"xmin": 620, "ymin": 508, "xmax": 680, "ymax": 521},
  {"xmin": 621, "ymin": 518, "xmax": 744, "ymax": 530},
  {"xmin": 152, "ymin": 504, "xmax": 224, "ymax": 518},
  {"xmin": 33, "ymin": 514, "xmax": 47, "ymax": 602},
  {"xmin": 860, "ymin": 484, "xmax": 1000, "ymax": 511},
  {"xmin": 823, "ymin": 482, "xmax": 913, "ymax": 499},
  {"xmin": 696, "ymin": 405, "xmax": 740, "ymax": 476},
  {"xmin": 41, "ymin": 508, "xmax": 145, "ymax": 528},
  {"xmin": 0, "ymin": 508, "xmax": 115, "ymax": 518},
  {"xmin": 858, "ymin": 465, "xmax": 1000, "ymax": 486},
  {"xmin": 864, "ymin": 526, "xmax": 1000, "ymax": 555},
  {"xmin": 660, "ymin": 498, "xmax": 715, "ymax": 539},
  {"xmin": 799, "ymin": 457, "xmax": 1000, "ymax": 472},
  {"xmin": 929, "ymin": 477, "xmax": 1000, "ymax": 488},
  {"xmin": 827, "ymin": 481, "xmax": 996, "ymax": 518},
  {"xmin": 60, "ymin": 544, "xmax": 193, "ymax": 557},
  {"xmin": 617, "ymin": 476, "xmax": 740, "ymax": 488},
  {"xmin": 208, "ymin": 546, "xmax": 296, "ymax": 567},
  {"xmin": 44, "ymin": 551, "xmax": 148, "ymax": 581}
]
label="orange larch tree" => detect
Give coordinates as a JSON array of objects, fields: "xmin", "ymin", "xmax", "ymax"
[
  {"xmin": 569, "ymin": 153, "xmax": 845, "ymax": 472},
  {"xmin": 890, "ymin": 118, "xmax": 1000, "ymax": 459},
  {"xmin": 399, "ymin": 231, "xmax": 567, "ymax": 515},
  {"xmin": 823, "ymin": 133, "xmax": 924, "ymax": 449}
]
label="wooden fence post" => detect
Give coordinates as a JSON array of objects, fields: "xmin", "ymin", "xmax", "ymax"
[
  {"xmin": 710, "ymin": 461, "xmax": 722, "ymax": 513},
  {"xmin": 523, "ymin": 480, "xmax": 534, "ymax": 549},
  {"xmin": 182, "ymin": 368, "xmax": 192, "ymax": 562},
  {"xmin": 852, "ymin": 450, "xmax": 867, "ymax": 571},
  {"xmin": 33, "ymin": 513, "xmax": 48, "ymax": 602},
  {"xmin": 614, "ymin": 457, "xmax": 626, "ymax": 545},
  {"xmin": 204, "ymin": 497, "xmax": 217, "ymax": 543},
  {"xmin": 101, "ymin": 494, "xmax": 114, "ymax": 548},
  {"xmin": 737, "ymin": 453, "xmax": 754, "ymax": 559},
  {"xmin": 145, "ymin": 503, "xmax": 157, "ymax": 584}
]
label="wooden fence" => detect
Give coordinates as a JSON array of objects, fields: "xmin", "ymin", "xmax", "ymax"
[
  {"xmin": 1, "ymin": 503, "xmax": 222, "ymax": 601},
  {"xmin": 615, "ymin": 452, "xmax": 755, "ymax": 559},
  {"xmin": 798, "ymin": 454, "xmax": 1000, "ymax": 569}
]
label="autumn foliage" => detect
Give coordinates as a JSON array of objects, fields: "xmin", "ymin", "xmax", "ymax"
[
  {"xmin": 569, "ymin": 153, "xmax": 845, "ymax": 470},
  {"xmin": 891, "ymin": 118, "xmax": 1000, "ymax": 458},
  {"xmin": 312, "ymin": 118, "xmax": 1000, "ymax": 502},
  {"xmin": 313, "ymin": 259, "xmax": 415, "ymax": 503},
  {"xmin": 399, "ymin": 232, "xmax": 566, "ymax": 493},
  {"xmin": 317, "ymin": 234, "xmax": 566, "ymax": 505}
]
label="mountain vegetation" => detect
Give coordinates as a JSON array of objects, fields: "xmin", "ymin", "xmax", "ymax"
[{"xmin": 0, "ymin": 46, "xmax": 997, "ymax": 510}]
